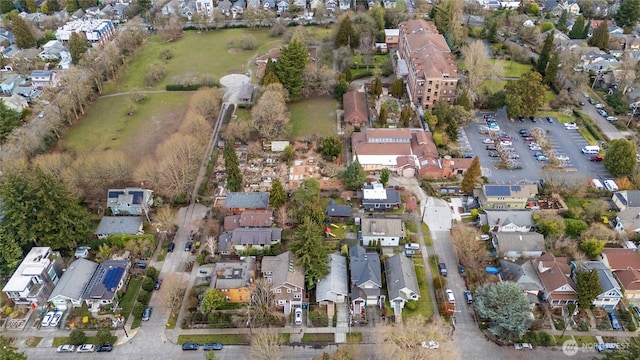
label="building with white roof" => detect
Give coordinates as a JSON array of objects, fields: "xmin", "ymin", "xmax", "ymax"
[
  {"xmin": 2, "ymin": 247, "xmax": 64, "ymax": 307},
  {"xmin": 55, "ymin": 19, "xmax": 115, "ymax": 46}
]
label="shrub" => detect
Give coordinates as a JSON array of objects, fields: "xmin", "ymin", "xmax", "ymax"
[
  {"xmin": 95, "ymin": 329, "xmax": 112, "ymax": 345},
  {"xmin": 141, "ymin": 277, "xmax": 155, "ymax": 292},
  {"xmin": 69, "ymin": 329, "xmax": 87, "ymax": 346},
  {"xmin": 159, "ymin": 49, "xmax": 174, "ymax": 60},
  {"xmin": 405, "ymin": 300, "xmax": 418, "ymax": 311},
  {"xmin": 132, "ymin": 303, "xmax": 145, "ymax": 318},
  {"xmin": 137, "ymin": 290, "xmax": 151, "ymax": 305},
  {"xmin": 146, "ymin": 267, "xmax": 159, "ymax": 281}
]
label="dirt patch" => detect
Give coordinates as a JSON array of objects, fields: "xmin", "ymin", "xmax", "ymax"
[
  {"xmin": 228, "ymin": 48, "xmax": 241, "ymax": 53},
  {"xmin": 123, "ymin": 106, "xmax": 185, "ymax": 164}
]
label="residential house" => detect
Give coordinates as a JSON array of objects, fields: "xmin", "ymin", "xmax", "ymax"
[
  {"xmin": 360, "ymin": 217, "xmax": 405, "ymax": 247},
  {"xmin": 276, "ymin": 0, "xmax": 289, "ymax": 12},
  {"xmin": 261, "ymin": 251, "xmax": 305, "ymax": 313},
  {"xmin": 361, "ymin": 182, "xmax": 402, "ymax": 211},
  {"xmin": 217, "ymin": 0, "xmax": 232, "ymax": 15},
  {"xmin": 474, "ymin": 184, "xmax": 538, "ymax": 209},
  {"xmin": 112, "ymin": 3, "xmax": 129, "ymax": 19},
  {"xmin": 612, "ymin": 190, "xmax": 640, "ymax": 211},
  {"xmin": 232, "ymin": 0, "xmax": 245, "ymax": 14},
  {"xmin": 351, "ymin": 128, "xmax": 439, "ymax": 176},
  {"xmin": 55, "ymin": 19, "xmax": 115, "ymax": 46},
  {"xmin": 48, "ymin": 259, "xmax": 98, "ymax": 310},
  {"xmin": 224, "ymin": 192, "xmax": 270, "ymax": 214},
  {"xmin": 217, "ymin": 227, "xmax": 282, "ymax": 254},
  {"xmin": 0, "ymin": 29, "xmax": 16, "ymax": 45},
  {"xmin": 316, "ymin": 253, "xmax": 349, "ymax": 306},
  {"xmin": 338, "ymin": 0, "xmax": 351, "ymax": 10},
  {"xmin": 2, "ymin": 94, "xmax": 28, "ymax": 112},
  {"xmin": 480, "ymin": 209, "xmax": 534, "ymax": 233},
  {"xmin": 38, "ymin": 40, "xmax": 69, "ymax": 61},
  {"xmin": 223, "ymin": 210, "xmax": 273, "ymax": 232},
  {"xmin": 325, "ymin": 200, "xmax": 352, "ymax": 222},
  {"xmin": 492, "ymin": 232, "xmax": 545, "ymax": 259},
  {"xmin": 263, "ymin": 0, "xmax": 276, "ymax": 10},
  {"xmin": 82, "ymin": 260, "xmax": 129, "ymax": 311},
  {"xmin": 3, "ymin": 247, "xmax": 64, "ymax": 307},
  {"xmin": 292, "ymin": 0, "xmax": 305, "ymax": 8},
  {"xmin": 94, "ymin": 216, "xmax": 144, "ymax": 239},
  {"xmin": 247, "ymin": 0, "xmax": 261, "ymax": 8},
  {"xmin": 532, "ymin": 253, "xmax": 578, "ymax": 306},
  {"xmin": 384, "ymin": 254, "xmax": 419, "ymax": 315},
  {"xmin": 2, "ymin": 44, "xmax": 21, "ymax": 58},
  {"xmin": 575, "ymin": 261, "xmax": 622, "ymax": 309},
  {"xmin": 107, "ymin": 188, "xmax": 154, "ymax": 216},
  {"xmin": 349, "ymin": 245, "xmax": 383, "ymax": 316},
  {"xmin": 601, "ymin": 248, "xmax": 640, "ymax": 301},
  {"xmin": 1, "ymin": 74, "xmax": 24, "ymax": 94},
  {"xmin": 238, "ymin": 84, "xmax": 254, "ymax": 104},
  {"xmin": 196, "ymin": 0, "xmax": 214, "ymax": 15},
  {"xmin": 30, "ymin": 70, "xmax": 58, "ymax": 88},
  {"xmin": 213, "ymin": 256, "xmax": 256, "ymax": 303},
  {"xmin": 499, "ymin": 259, "xmax": 544, "ymax": 303},
  {"xmin": 611, "ymin": 190, "xmax": 640, "ymax": 234},
  {"xmin": 325, "ymin": 0, "xmax": 337, "ymax": 10},
  {"xmin": 382, "ymin": 0, "xmax": 396, "ymax": 7},
  {"xmin": 343, "ymin": 90, "xmax": 368, "ymax": 128},
  {"xmin": 384, "ymin": 29, "xmax": 399, "ymax": 48},
  {"xmin": 310, "ymin": 0, "xmax": 323, "ymax": 9},
  {"xmin": 397, "ymin": 19, "xmax": 458, "ymax": 111}
]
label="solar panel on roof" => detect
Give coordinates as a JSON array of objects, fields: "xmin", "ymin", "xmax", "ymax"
[
  {"xmin": 510, "ymin": 186, "xmax": 521, "ymax": 192},
  {"xmin": 484, "ymin": 186, "xmax": 511, "ymax": 196},
  {"xmin": 108, "ymin": 191, "xmax": 124, "ymax": 198},
  {"xmin": 130, "ymin": 191, "xmax": 143, "ymax": 204},
  {"xmin": 103, "ymin": 267, "xmax": 124, "ymax": 291}
]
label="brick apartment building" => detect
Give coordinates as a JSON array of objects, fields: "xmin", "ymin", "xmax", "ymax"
[{"xmin": 396, "ymin": 19, "xmax": 458, "ymax": 111}]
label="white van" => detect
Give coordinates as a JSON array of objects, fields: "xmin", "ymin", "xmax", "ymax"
[
  {"xmin": 446, "ymin": 289, "xmax": 455, "ymax": 304},
  {"xmin": 591, "ymin": 179, "xmax": 604, "ymax": 190},
  {"xmin": 581, "ymin": 145, "xmax": 600, "ymax": 154},
  {"xmin": 405, "ymin": 243, "xmax": 420, "ymax": 250},
  {"xmin": 604, "ymin": 180, "xmax": 619, "ymax": 191}
]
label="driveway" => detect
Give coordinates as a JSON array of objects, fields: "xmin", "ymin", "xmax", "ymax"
[{"xmin": 576, "ymin": 92, "xmax": 631, "ymax": 141}]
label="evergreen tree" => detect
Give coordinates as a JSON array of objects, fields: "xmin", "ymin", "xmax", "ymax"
[
  {"xmin": 274, "ymin": 37, "xmax": 307, "ymax": 100},
  {"xmin": 47, "ymin": 0, "xmax": 59, "ymax": 12},
  {"xmin": 576, "ymin": 269, "xmax": 603, "ymax": 309},
  {"xmin": 537, "ymin": 33, "xmax": 554, "ymax": 76},
  {"xmin": 569, "ymin": 15, "xmax": 587, "ymax": 39},
  {"xmin": 345, "ymin": 69, "xmax": 352, "ymax": 83},
  {"xmin": 264, "ymin": 58, "xmax": 276, "ymax": 78},
  {"xmin": 400, "ymin": 107, "xmax": 412, "ymax": 127},
  {"xmin": 557, "ymin": 10, "xmax": 568, "ymax": 32},
  {"xmin": 614, "ymin": 0, "xmax": 640, "ymax": 30},
  {"xmin": 262, "ymin": 72, "xmax": 280, "ymax": 86},
  {"xmin": 379, "ymin": 106, "xmax": 388, "ymax": 126},
  {"xmin": 290, "ymin": 217, "xmax": 332, "ymax": 289},
  {"xmin": 504, "ymin": 72, "xmax": 546, "ymax": 119},
  {"xmin": 320, "ymin": 135, "xmax": 342, "ymax": 161},
  {"xmin": 486, "ymin": 20, "xmax": 498, "ymax": 43},
  {"xmin": 0, "ymin": 0, "xmax": 15, "ymax": 14},
  {"xmin": 445, "ymin": 121, "xmax": 458, "ymax": 142},
  {"xmin": 223, "ymin": 145, "xmax": 243, "ymax": 192},
  {"xmin": 334, "ymin": 76, "xmax": 349, "ymax": 101},
  {"xmin": 293, "ymin": 178, "xmax": 324, "ymax": 225},
  {"xmin": 373, "ymin": 76, "xmax": 382, "ymax": 98},
  {"xmin": 65, "ymin": 0, "xmax": 78, "ymax": 12},
  {"xmin": 11, "ymin": 13, "xmax": 34, "ymax": 48},
  {"xmin": 335, "ymin": 15, "xmax": 354, "ymax": 48},
  {"xmin": 461, "ymin": 157, "xmax": 481, "ymax": 194},
  {"xmin": 588, "ymin": 20, "xmax": 609, "ymax": 50},
  {"xmin": 390, "ymin": 78, "xmax": 403, "ymax": 98},
  {"xmin": 269, "ymin": 179, "xmax": 287, "ymax": 209},
  {"xmin": 544, "ymin": 53, "xmax": 560, "ymax": 85},
  {"xmin": 69, "ymin": 32, "xmax": 88, "ymax": 65},
  {"xmin": 342, "ymin": 159, "xmax": 367, "ymax": 190},
  {"xmin": 379, "ymin": 168, "xmax": 390, "ymax": 187},
  {"xmin": 455, "ymin": 90, "xmax": 472, "ymax": 111},
  {"xmin": 25, "ymin": 0, "xmax": 35, "ymax": 12}
]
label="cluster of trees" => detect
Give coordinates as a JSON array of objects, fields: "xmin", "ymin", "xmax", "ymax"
[
  {"xmin": 251, "ymin": 82, "xmax": 290, "ymax": 140},
  {"xmin": 504, "ymin": 72, "xmax": 546, "ymax": 119},
  {"xmin": 342, "ymin": 159, "xmax": 367, "ymax": 191},
  {"xmin": 474, "ymin": 282, "xmax": 532, "ymax": 344},
  {"xmin": 604, "ymin": 138, "xmax": 637, "ymax": 176},
  {"xmin": 223, "ymin": 143, "xmax": 243, "ymax": 192},
  {"xmin": 424, "ymin": 101, "xmax": 473, "ymax": 148}
]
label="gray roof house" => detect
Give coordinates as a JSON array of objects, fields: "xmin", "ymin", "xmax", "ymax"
[
  {"xmin": 575, "ymin": 261, "xmax": 623, "ymax": 310},
  {"xmin": 107, "ymin": 188, "xmax": 154, "ymax": 215},
  {"xmin": 261, "ymin": 251, "xmax": 305, "ymax": 312},
  {"xmin": 360, "ymin": 217, "xmax": 405, "ymax": 247},
  {"xmin": 349, "ymin": 245, "xmax": 382, "ymax": 314},
  {"xmin": 499, "ymin": 259, "xmax": 543, "ymax": 303},
  {"xmin": 361, "ymin": 183, "xmax": 402, "ymax": 212},
  {"xmin": 95, "ymin": 216, "xmax": 144, "ymax": 239},
  {"xmin": 481, "ymin": 209, "xmax": 535, "ymax": 233},
  {"xmin": 224, "ymin": 192, "xmax": 270, "ymax": 213},
  {"xmin": 82, "ymin": 260, "xmax": 129, "ymax": 311},
  {"xmin": 325, "ymin": 200, "xmax": 352, "ymax": 220},
  {"xmin": 492, "ymin": 232, "xmax": 545, "ymax": 259},
  {"xmin": 316, "ymin": 253, "xmax": 349, "ymax": 305},
  {"xmin": 384, "ymin": 254, "xmax": 419, "ymax": 316},
  {"xmin": 611, "ymin": 190, "xmax": 640, "ymax": 234},
  {"xmin": 612, "ymin": 190, "xmax": 640, "ymax": 211},
  {"xmin": 218, "ymin": 227, "xmax": 282, "ymax": 254},
  {"xmin": 48, "ymin": 258, "xmax": 98, "ymax": 310},
  {"xmin": 212, "ymin": 256, "xmax": 256, "ymax": 303}
]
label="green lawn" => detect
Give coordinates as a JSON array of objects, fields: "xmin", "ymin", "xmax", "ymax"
[
  {"xmin": 479, "ymin": 79, "xmax": 505, "ymax": 93},
  {"xmin": 490, "ymin": 59, "xmax": 532, "ymax": 78},
  {"xmin": 289, "ymin": 97, "xmax": 338, "ymax": 139},
  {"xmin": 537, "ymin": 111, "xmax": 574, "ymax": 124},
  {"xmin": 119, "ymin": 277, "xmax": 142, "ymax": 322},
  {"xmin": 60, "ymin": 92, "xmax": 189, "ymax": 163},
  {"xmin": 177, "ymin": 334, "xmax": 249, "ymax": 344},
  {"xmin": 421, "ymin": 223, "xmax": 433, "ymax": 247},
  {"xmin": 301, "ymin": 333, "xmax": 335, "ymax": 343},
  {"xmin": 346, "ymin": 332, "xmax": 363, "ymax": 343},
  {"xmin": 402, "ymin": 259, "xmax": 435, "ymax": 320},
  {"xmin": 105, "ymin": 29, "xmax": 281, "ymax": 93},
  {"xmin": 52, "ymin": 335, "xmax": 117, "ymax": 347}
]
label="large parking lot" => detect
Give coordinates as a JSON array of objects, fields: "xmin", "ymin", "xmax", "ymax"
[{"xmin": 459, "ymin": 108, "xmax": 612, "ymax": 184}]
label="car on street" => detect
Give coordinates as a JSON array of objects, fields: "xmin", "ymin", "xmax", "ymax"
[
  {"xmin": 463, "ymin": 290, "xmax": 473, "ymax": 304},
  {"xmin": 595, "ymin": 103, "xmax": 605, "ymax": 109},
  {"xmin": 485, "ymin": 145, "xmax": 497, "ymax": 150},
  {"xmin": 475, "ymin": 234, "xmax": 490, "ymax": 241},
  {"xmin": 462, "ymin": 154, "xmax": 473, "ymax": 158},
  {"xmin": 294, "ymin": 307, "xmax": 303, "ymax": 325},
  {"xmin": 421, "ymin": 341, "xmax": 440, "ymax": 349},
  {"xmin": 77, "ymin": 344, "xmax": 96, "ymax": 353},
  {"xmin": 533, "ymin": 151, "xmax": 544, "ymax": 157},
  {"xmin": 184, "ymin": 242, "xmax": 193, "ymax": 252},
  {"xmin": 517, "ymin": 116, "xmax": 525, "ymax": 122},
  {"xmin": 529, "ymin": 116, "xmax": 536, "ymax": 122},
  {"xmin": 507, "ymin": 153, "xmax": 520, "ymax": 159},
  {"xmin": 154, "ymin": 279, "xmax": 162, "ymax": 290},
  {"xmin": 182, "ymin": 343, "xmax": 200, "ymax": 351},
  {"xmin": 41, "ymin": 311, "xmax": 54, "ymax": 327},
  {"xmin": 56, "ymin": 345, "xmax": 75, "ymax": 353},
  {"xmin": 438, "ymin": 262, "xmax": 448, "ymax": 276},
  {"xmin": 519, "ymin": 129, "xmax": 529, "ymax": 134},
  {"xmin": 203, "ymin": 342, "xmax": 223, "ymax": 351},
  {"xmin": 50, "ymin": 312, "xmax": 63, "ymax": 327},
  {"xmin": 167, "ymin": 242, "xmax": 175, "ymax": 252},
  {"xmin": 556, "ymin": 155, "xmax": 570, "ymax": 161},
  {"xmin": 515, "ymin": 343, "xmax": 533, "ymax": 350},
  {"xmin": 446, "ymin": 289, "xmax": 455, "ymax": 303},
  {"xmin": 565, "ymin": 124, "xmax": 579, "ymax": 130},
  {"xmin": 580, "ymin": 101, "xmax": 585, "ymax": 106},
  {"xmin": 607, "ymin": 116, "xmax": 617, "ymax": 121},
  {"xmin": 500, "ymin": 141, "xmax": 512, "ymax": 146},
  {"xmin": 529, "ymin": 144, "xmax": 541, "ymax": 151},
  {"xmin": 523, "ymin": 136, "xmax": 535, "ymax": 142},
  {"xmin": 588, "ymin": 98, "xmax": 596, "ymax": 105},
  {"xmin": 142, "ymin": 306, "xmax": 152, "ymax": 321},
  {"xmin": 96, "ymin": 344, "xmax": 113, "ymax": 352},
  {"xmin": 598, "ymin": 109, "xmax": 608, "ymax": 117},
  {"xmin": 488, "ymin": 151, "xmax": 500, "ymax": 157},
  {"xmin": 546, "ymin": 117, "xmax": 554, "ymax": 123},
  {"xmin": 564, "ymin": 122, "xmax": 577, "ymax": 128},
  {"xmin": 520, "ymin": 131, "xmax": 531, "ymax": 137},
  {"xmin": 590, "ymin": 155, "xmax": 604, "ymax": 162},
  {"xmin": 482, "ymin": 138, "xmax": 494, "ymax": 144},
  {"xmin": 537, "ymin": 155, "xmax": 549, "ymax": 161}
]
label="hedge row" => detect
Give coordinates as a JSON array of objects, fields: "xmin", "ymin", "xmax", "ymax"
[
  {"xmin": 573, "ymin": 110, "xmax": 604, "ymax": 141},
  {"xmin": 166, "ymin": 83, "xmax": 219, "ymax": 91}
]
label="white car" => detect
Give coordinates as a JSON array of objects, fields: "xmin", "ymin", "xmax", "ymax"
[
  {"xmin": 529, "ymin": 145, "xmax": 541, "ymax": 151},
  {"xmin": 500, "ymin": 141, "xmax": 512, "ymax": 146},
  {"xmin": 607, "ymin": 116, "xmax": 617, "ymax": 121},
  {"xmin": 294, "ymin": 307, "xmax": 303, "ymax": 325},
  {"xmin": 41, "ymin": 311, "xmax": 54, "ymax": 327},
  {"xmin": 50, "ymin": 312, "xmax": 63, "ymax": 327},
  {"xmin": 565, "ymin": 124, "xmax": 578, "ymax": 130},
  {"xmin": 482, "ymin": 138, "xmax": 494, "ymax": 144},
  {"xmin": 515, "ymin": 343, "xmax": 533, "ymax": 350},
  {"xmin": 556, "ymin": 155, "xmax": 570, "ymax": 161},
  {"xmin": 421, "ymin": 341, "xmax": 440, "ymax": 349},
  {"xmin": 77, "ymin": 344, "xmax": 96, "ymax": 353},
  {"xmin": 56, "ymin": 345, "xmax": 75, "ymax": 353},
  {"xmin": 475, "ymin": 234, "xmax": 490, "ymax": 241},
  {"xmin": 564, "ymin": 122, "xmax": 577, "ymax": 128}
]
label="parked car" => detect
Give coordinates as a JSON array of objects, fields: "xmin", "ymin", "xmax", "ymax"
[
  {"xmin": 499, "ymin": 136, "xmax": 511, "ymax": 141},
  {"xmin": 294, "ymin": 307, "xmax": 303, "ymax": 325},
  {"xmin": 203, "ymin": 342, "xmax": 223, "ymax": 351},
  {"xmin": 403, "ymin": 249, "xmax": 415, "ymax": 257},
  {"xmin": 520, "ymin": 131, "xmax": 531, "ymax": 137},
  {"xmin": 50, "ymin": 312, "xmax": 63, "ymax": 327},
  {"xmin": 523, "ymin": 136, "xmax": 535, "ymax": 142},
  {"xmin": 56, "ymin": 345, "xmax": 75, "ymax": 353},
  {"xmin": 608, "ymin": 312, "xmax": 621, "ymax": 330},
  {"xmin": 446, "ymin": 289, "xmax": 455, "ymax": 303},
  {"xmin": 463, "ymin": 290, "xmax": 473, "ymax": 304},
  {"xmin": 514, "ymin": 343, "xmax": 533, "ymax": 350},
  {"xmin": 507, "ymin": 153, "xmax": 520, "ymax": 159},
  {"xmin": 556, "ymin": 155, "xmax": 570, "ymax": 161},
  {"xmin": 590, "ymin": 155, "xmax": 604, "ymax": 162},
  {"xmin": 142, "ymin": 306, "xmax": 152, "ymax": 321},
  {"xmin": 154, "ymin": 279, "xmax": 162, "ymax": 290},
  {"xmin": 167, "ymin": 242, "xmax": 175, "ymax": 252},
  {"xmin": 96, "ymin": 344, "xmax": 113, "ymax": 352},
  {"xmin": 595, "ymin": 103, "xmax": 605, "ymax": 109},
  {"xmin": 519, "ymin": 129, "xmax": 529, "ymax": 134},
  {"xmin": 462, "ymin": 154, "xmax": 473, "ymax": 159},
  {"xmin": 133, "ymin": 262, "xmax": 147, "ymax": 269},
  {"xmin": 184, "ymin": 242, "xmax": 193, "ymax": 252},
  {"xmin": 537, "ymin": 155, "xmax": 549, "ymax": 161},
  {"xmin": 482, "ymin": 138, "xmax": 494, "ymax": 144},
  {"xmin": 485, "ymin": 145, "xmax": 497, "ymax": 151},
  {"xmin": 41, "ymin": 311, "xmax": 54, "ymax": 327},
  {"xmin": 565, "ymin": 124, "xmax": 579, "ymax": 130},
  {"xmin": 588, "ymin": 98, "xmax": 596, "ymax": 105},
  {"xmin": 77, "ymin": 344, "xmax": 96, "ymax": 353},
  {"xmin": 529, "ymin": 116, "xmax": 536, "ymax": 122},
  {"xmin": 529, "ymin": 145, "xmax": 541, "ymax": 151},
  {"xmin": 475, "ymin": 234, "xmax": 490, "ymax": 241},
  {"xmin": 405, "ymin": 243, "xmax": 419, "ymax": 250},
  {"xmin": 182, "ymin": 343, "xmax": 199, "ymax": 351},
  {"xmin": 533, "ymin": 151, "xmax": 544, "ymax": 158},
  {"xmin": 564, "ymin": 122, "xmax": 577, "ymax": 128},
  {"xmin": 488, "ymin": 151, "xmax": 500, "ymax": 157},
  {"xmin": 421, "ymin": 341, "xmax": 440, "ymax": 349},
  {"xmin": 438, "ymin": 263, "xmax": 448, "ymax": 276},
  {"xmin": 546, "ymin": 117, "xmax": 554, "ymax": 123},
  {"xmin": 499, "ymin": 141, "xmax": 512, "ymax": 146},
  {"xmin": 607, "ymin": 116, "xmax": 618, "ymax": 121}
]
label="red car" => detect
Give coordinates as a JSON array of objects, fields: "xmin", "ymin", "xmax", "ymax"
[
  {"xmin": 590, "ymin": 156, "xmax": 604, "ymax": 162},
  {"xmin": 523, "ymin": 136, "xmax": 535, "ymax": 141}
]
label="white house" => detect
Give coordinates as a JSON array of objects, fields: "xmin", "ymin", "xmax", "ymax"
[
  {"xmin": 360, "ymin": 217, "xmax": 405, "ymax": 246},
  {"xmin": 577, "ymin": 261, "xmax": 623, "ymax": 310},
  {"xmin": 48, "ymin": 258, "xmax": 98, "ymax": 310},
  {"xmin": 316, "ymin": 253, "xmax": 349, "ymax": 305},
  {"xmin": 2, "ymin": 247, "xmax": 64, "ymax": 307}
]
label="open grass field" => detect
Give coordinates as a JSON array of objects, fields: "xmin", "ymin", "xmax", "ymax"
[
  {"xmin": 402, "ymin": 258, "xmax": 434, "ymax": 321},
  {"xmin": 490, "ymin": 59, "xmax": 533, "ymax": 78},
  {"xmin": 289, "ymin": 96, "xmax": 338, "ymax": 139},
  {"xmin": 105, "ymin": 29, "xmax": 282, "ymax": 94},
  {"xmin": 59, "ymin": 92, "xmax": 189, "ymax": 164},
  {"xmin": 177, "ymin": 334, "xmax": 249, "ymax": 344},
  {"xmin": 479, "ymin": 79, "xmax": 505, "ymax": 93}
]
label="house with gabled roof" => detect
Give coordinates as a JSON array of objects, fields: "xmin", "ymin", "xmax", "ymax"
[
  {"xmin": 343, "ymin": 90, "xmax": 368, "ymax": 128},
  {"xmin": 384, "ymin": 254, "xmax": 419, "ymax": 316},
  {"xmin": 339, "ymin": 0, "xmax": 350, "ymax": 10},
  {"xmin": 82, "ymin": 260, "xmax": 129, "ymax": 311},
  {"xmin": 601, "ymin": 248, "xmax": 640, "ymax": 301},
  {"xmin": 224, "ymin": 210, "xmax": 273, "ymax": 231},
  {"xmin": 48, "ymin": 258, "xmax": 98, "ymax": 310},
  {"xmin": 384, "ymin": 29, "xmax": 399, "ymax": 48},
  {"xmin": 213, "ymin": 256, "xmax": 256, "ymax": 303},
  {"xmin": 360, "ymin": 217, "xmax": 405, "ymax": 247},
  {"xmin": 325, "ymin": 200, "xmax": 351, "ymax": 221},
  {"xmin": 349, "ymin": 245, "xmax": 382, "ymax": 315},
  {"xmin": 475, "ymin": 184, "xmax": 538, "ymax": 209},
  {"xmin": 361, "ymin": 182, "xmax": 402, "ymax": 211},
  {"xmin": 224, "ymin": 192, "xmax": 270, "ymax": 214},
  {"xmin": 325, "ymin": 0, "xmax": 337, "ymax": 10},
  {"xmin": 492, "ymin": 232, "xmax": 544, "ymax": 259},
  {"xmin": 276, "ymin": 0, "xmax": 289, "ymax": 12},
  {"xmin": 317, "ymin": 253, "xmax": 348, "ymax": 306},
  {"xmin": 3, "ymin": 247, "xmax": 64, "ymax": 307},
  {"xmin": 107, "ymin": 188, "xmax": 154, "ymax": 215},
  {"xmin": 575, "ymin": 261, "xmax": 622, "ymax": 309},
  {"xmin": 217, "ymin": 227, "xmax": 282, "ymax": 254},
  {"xmin": 499, "ymin": 259, "xmax": 544, "ymax": 303},
  {"xmin": 95, "ymin": 216, "xmax": 144, "ymax": 239},
  {"xmin": 261, "ymin": 251, "xmax": 305, "ymax": 313},
  {"xmin": 480, "ymin": 209, "xmax": 534, "ymax": 233},
  {"xmin": 532, "ymin": 253, "xmax": 578, "ymax": 306}
]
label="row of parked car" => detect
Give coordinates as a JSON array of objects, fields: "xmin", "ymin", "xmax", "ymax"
[
  {"xmin": 181, "ymin": 342, "xmax": 223, "ymax": 351},
  {"xmin": 56, "ymin": 344, "xmax": 113, "ymax": 353},
  {"xmin": 41, "ymin": 311, "xmax": 63, "ymax": 328}
]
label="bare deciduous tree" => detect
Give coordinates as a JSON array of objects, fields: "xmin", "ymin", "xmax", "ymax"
[
  {"xmin": 302, "ymin": 64, "xmax": 335, "ymax": 98},
  {"xmin": 248, "ymin": 328, "xmax": 282, "ymax": 360},
  {"xmin": 249, "ymin": 278, "xmax": 279, "ymax": 325},
  {"xmin": 153, "ymin": 205, "xmax": 177, "ymax": 235},
  {"xmin": 222, "ymin": 120, "xmax": 252, "ymax": 144},
  {"xmin": 375, "ymin": 315, "xmax": 457, "ymax": 360},
  {"xmin": 179, "ymin": 111, "xmax": 213, "ymax": 148},
  {"xmin": 32, "ymin": 152, "xmax": 74, "ymax": 179},
  {"xmin": 188, "ymin": 87, "xmax": 222, "ymax": 123},
  {"xmin": 251, "ymin": 83, "xmax": 290, "ymax": 140},
  {"xmin": 450, "ymin": 225, "xmax": 488, "ymax": 272},
  {"xmin": 158, "ymin": 13, "xmax": 184, "ymax": 42},
  {"xmin": 461, "ymin": 40, "xmax": 489, "ymax": 104},
  {"xmin": 159, "ymin": 273, "xmax": 187, "ymax": 313}
]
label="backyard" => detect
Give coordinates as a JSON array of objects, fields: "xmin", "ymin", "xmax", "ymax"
[{"xmin": 289, "ymin": 96, "xmax": 339, "ymax": 139}]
